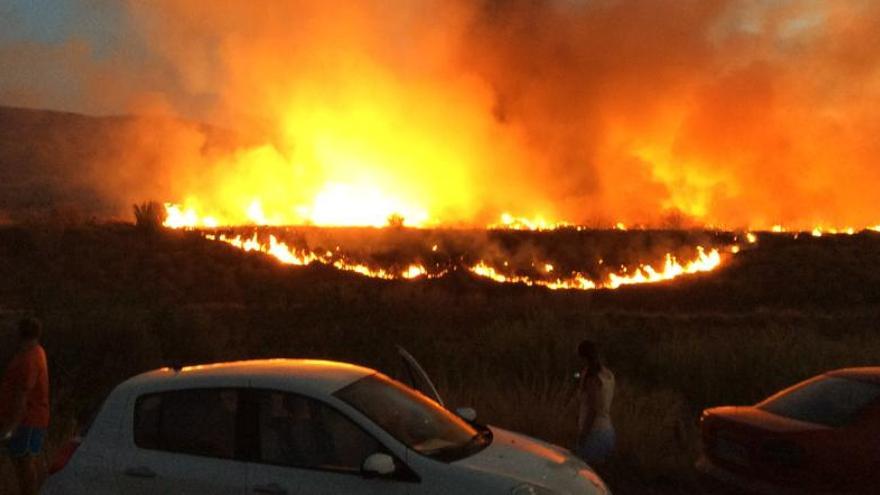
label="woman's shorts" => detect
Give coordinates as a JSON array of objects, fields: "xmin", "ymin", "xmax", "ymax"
[
  {"xmin": 7, "ymin": 425, "xmax": 46, "ymax": 458},
  {"xmin": 576, "ymin": 426, "xmax": 615, "ymax": 465}
]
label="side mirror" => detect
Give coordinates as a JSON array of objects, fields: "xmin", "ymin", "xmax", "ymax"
[
  {"xmin": 456, "ymin": 407, "xmax": 477, "ymax": 422},
  {"xmin": 362, "ymin": 453, "xmax": 396, "ymax": 477}
]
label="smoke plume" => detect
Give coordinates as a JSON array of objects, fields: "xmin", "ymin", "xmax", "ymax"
[{"xmin": 2, "ymin": 0, "xmax": 879, "ymax": 229}]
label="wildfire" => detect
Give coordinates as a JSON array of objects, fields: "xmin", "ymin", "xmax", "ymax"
[
  {"xmin": 165, "ymin": 205, "xmax": 577, "ymax": 231},
  {"xmin": 488, "ymin": 213, "xmax": 572, "ymax": 231},
  {"xmin": 205, "ymin": 230, "xmax": 724, "ymax": 291},
  {"xmin": 469, "ymin": 262, "xmax": 598, "ymax": 290},
  {"xmin": 166, "ymin": 200, "xmax": 880, "ymax": 239},
  {"xmin": 467, "ymin": 246, "xmax": 722, "ymax": 291},
  {"xmin": 207, "ymin": 233, "xmax": 438, "ymax": 280},
  {"xmin": 763, "ymin": 225, "xmax": 872, "ymax": 237},
  {"xmin": 604, "ymin": 247, "xmax": 721, "ymax": 289},
  {"xmin": 165, "ymin": 204, "xmax": 219, "ymax": 229},
  {"xmin": 165, "ymin": 192, "xmax": 428, "ymax": 229}
]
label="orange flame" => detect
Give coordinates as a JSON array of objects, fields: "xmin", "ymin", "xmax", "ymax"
[
  {"xmin": 206, "ymin": 233, "xmax": 438, "ymax": 280},
  {"xmin": 469, "ymin": 247, "xmax": 721, "ymax": 290},
  {"xmin": 205, "ymin": 232, "xmax": 724, "ymax": 290},
  {"xmin": 488, "ymin": 213, "xmax": 572, "ymax": 231}
]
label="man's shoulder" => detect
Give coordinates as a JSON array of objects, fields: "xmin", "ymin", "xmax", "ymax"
[
  {"xmin": 18, "ymin": 344, "xmax": 47, "ymax": 368},
  {"xmin": 25, "ymin": 343, "xmax": 45, "ymax": 356},
  {"xmin": 599, "ymin": 367, "xmax": 615, "ymax": 381}
]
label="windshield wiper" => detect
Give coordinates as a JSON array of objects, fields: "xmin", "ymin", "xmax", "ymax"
[{"xmin": 433, "ymin": 426, "xmax": 492, "ymax": 462}]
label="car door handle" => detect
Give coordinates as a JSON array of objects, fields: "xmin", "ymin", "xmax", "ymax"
[
  {"xmin": 253, "ymin": 483, "xmax": 287, "ymax": 495},
  {"xmin": 123, "ymin": 466, "xmax": 157, "ymax": 478}
]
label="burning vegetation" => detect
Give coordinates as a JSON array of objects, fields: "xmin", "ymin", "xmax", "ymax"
[
  {"xmin": 2, "ymin": 0, "xmax": 880, "ymax": 297},
  {"xmin": 193, "ymin": 226, "xmax": 729, "ymax": 291}
]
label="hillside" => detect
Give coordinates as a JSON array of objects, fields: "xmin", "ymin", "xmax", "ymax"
[{"xmin": 0, "ymin": 105, "xmax": 239, "ymax": 222}]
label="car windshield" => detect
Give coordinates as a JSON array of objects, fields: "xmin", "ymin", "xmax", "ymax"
[
  {"xmin": 758, "ymin": 376, "xmax": 880, "ymax": 427},
  {"xmin": 335, "ymin": 373, "xmax": 486, "ymax": 460}
]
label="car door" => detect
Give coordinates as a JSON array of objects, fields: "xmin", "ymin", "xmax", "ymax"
[
  {"xmin": 843, "ymin": 398, "xmax": 880, "ymax": 487},
  {"xmin": 396, "ymin": 346, "xmax": 445, "ymax": 406},
  {"xmin": 117, "ymin": 387, "xmax": 248, "ymax": 495},
  {"xmin": 245, "ymin": 389, "xmax": 414, "ymax": 495}
]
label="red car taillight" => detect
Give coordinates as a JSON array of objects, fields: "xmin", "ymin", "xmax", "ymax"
[{"xmin": 49, "ymin": 437, "xmax": 82, "ymax": 475}]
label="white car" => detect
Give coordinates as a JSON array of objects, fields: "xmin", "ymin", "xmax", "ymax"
[{"xmin": 42, "ymin": 350, "xmax": 610, "ymax": 495}]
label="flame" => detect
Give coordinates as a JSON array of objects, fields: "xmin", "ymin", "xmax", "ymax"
[
  {"xmin": 164, "ymin": 187, "xmax": 429, "ymax": 229},
  {"xmin": 16, "ymin": 2, "xmax": 875, "ymax": 234},
  {"xmin": 207, "ymin": 233, "xmax": 440, "ymax": 280},
  {"xmin": 468, "ymin": 261, "xmax": 598, "ymax": 290},
  {"xmin": 468, "ymin": 247, "xmax": 720, "ymax": 290},
  {"xmin": 205, "ymin": 230, "xmax": 724, "ymax": 291},
  {"xmin": 303, "ymin": 183, "xmax": 429, "ymax": 227},
  {"xmin": 488, "ymin": 213, "xmax": 572, "ymax": 231},
  {"xmin": 604, "ymin": 247, "xmax": 721, "ymax": 289}
]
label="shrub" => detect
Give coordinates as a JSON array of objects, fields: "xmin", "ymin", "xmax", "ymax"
[{"xmin": 133, "ymin": 201, "xmax": 167, "ymax": 232}]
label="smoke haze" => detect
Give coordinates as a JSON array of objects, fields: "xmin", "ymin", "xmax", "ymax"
[{"xmin": 1, "ymin": 0, "xmax": 879, "ymax": 229}]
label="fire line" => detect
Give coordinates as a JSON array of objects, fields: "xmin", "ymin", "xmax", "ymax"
[{"xmin": 204, "ymin": 232, "xmax": 725, "ymax": 291}]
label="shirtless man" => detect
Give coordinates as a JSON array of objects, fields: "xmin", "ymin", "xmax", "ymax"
[{"xmin": 575, "ymin": 340, "xmax": 615, "ymax": 465}]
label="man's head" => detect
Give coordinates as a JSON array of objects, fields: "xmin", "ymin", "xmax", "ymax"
[
  {"xmin": 578, "ymin": 339, "xmax": 601, "ymax": 373},
  {"xmin": 18, "ymin": 317, "xmax": 42, "ymax": 342}
]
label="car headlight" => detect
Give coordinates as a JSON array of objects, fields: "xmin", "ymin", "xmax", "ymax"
[{"xmin": 511, "ymin": 483, "xmax": 559, "ymax": 495}]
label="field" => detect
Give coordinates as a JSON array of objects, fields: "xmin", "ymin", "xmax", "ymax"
[
  {"xmin": 1, "ymin": 222, "xmax": 879, "ymax": 494},
  {"xmin": 2, "ymin": 105, "xmax": 880, "ymax": 493}
]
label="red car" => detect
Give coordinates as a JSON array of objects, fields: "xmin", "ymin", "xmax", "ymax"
[{"xmin": 698, "ymin": 367, "xmax": 880, "ymax": 494}]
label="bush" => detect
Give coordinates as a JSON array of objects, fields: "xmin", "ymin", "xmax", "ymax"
[{"xmin": 133, "ymin": 201, "xmax": 167, "ymax": 232}]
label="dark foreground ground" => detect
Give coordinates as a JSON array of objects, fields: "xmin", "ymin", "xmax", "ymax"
[{"xmin": 1, "ymin": 224, "xmax": 879, "ymax": 494}]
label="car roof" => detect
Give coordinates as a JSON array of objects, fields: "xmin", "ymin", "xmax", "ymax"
[
  {"xmin": 826, "ymin": 367, "xmax": 880, "ymax": 385},
  {"xmin": 119, "ymin": 359, "xmax": 376, "ymax": 397}
]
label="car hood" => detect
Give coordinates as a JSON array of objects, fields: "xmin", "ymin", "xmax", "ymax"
[{"xmin": 453, "ymin": 426, "xmax": 610, "ymax": 494}]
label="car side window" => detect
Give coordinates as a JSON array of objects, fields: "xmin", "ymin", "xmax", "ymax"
[
  {"xmin": 759, "ymin": 377, "xmax": 880, "ymax": 427},
  {"xmin": 256, "ymin": 390, "xmax": 381, "ymax": 472},
  {"xmin": 134, "ymin": 389, "xmax": 239, "ymax": 459}
]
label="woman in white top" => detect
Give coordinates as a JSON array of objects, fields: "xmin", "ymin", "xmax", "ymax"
[{"xmin": 575, "ymin": 340, "xmax": 615, "ymax": 464}]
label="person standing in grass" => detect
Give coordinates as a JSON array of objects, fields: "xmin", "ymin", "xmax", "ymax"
[
  {"xmin": 575, "ymin": 340, "xmax": 615, "ymax": 465},
  {"xmin": 0, "ymin": 317, "xmax": 50, "ymax": 495}
]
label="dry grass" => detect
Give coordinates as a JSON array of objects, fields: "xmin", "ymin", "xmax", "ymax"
[{"xmin": 1, "ymin": 225, "xmax": 879, "ymax": 494}]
